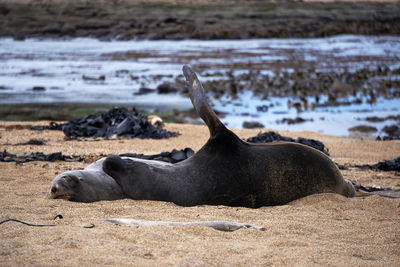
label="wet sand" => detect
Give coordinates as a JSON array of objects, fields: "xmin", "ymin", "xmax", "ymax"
[{"xmin": 0, "ymin": 121, "xmax": 399, "ymax": 265}]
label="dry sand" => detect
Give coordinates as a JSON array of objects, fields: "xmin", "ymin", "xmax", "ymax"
[{"xmin": 0, "ymin": 121, "xmax": 399, "ymax": 266}]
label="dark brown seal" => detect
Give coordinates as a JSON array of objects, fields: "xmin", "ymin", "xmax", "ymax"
[{"xmin": 101, "ymin": 65, "xmax": 355, "ymax": 207}]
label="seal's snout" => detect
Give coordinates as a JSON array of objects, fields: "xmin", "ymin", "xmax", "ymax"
[{"xmin": 51, "ymin": 185, "xmax": 57, "ymax": 193}]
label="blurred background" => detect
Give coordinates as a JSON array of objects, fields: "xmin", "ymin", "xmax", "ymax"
[{"xmin": 0, "ymin": 0, "xmax": 399, "ymax": 138}]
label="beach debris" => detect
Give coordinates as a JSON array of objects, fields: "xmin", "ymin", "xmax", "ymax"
[
  {"xmin": 30, "ymin": 122, "xmax": 63, "ymax": 131},
  {"xmin": 246, "ymin": 131, "xmax": 329, "ymax": 155},
  {"xmin": 83, "ymin": 223, "xmax": 95, "ymax": 229},
  {"xmin": 16, "ymin": 139, "xmax": 46, "ymax": 146},
  {"xmin": 353, "ymin": 183, "xmax": 400, "ymax": 198},
  {"xmin": 102, "ymin": 218, "xmax": 265, "ymax": 232},
  {"xmin": 0, "ymin": 150, "xmax": 83, "ymax": 163},
  {"xmin": 0, "ymin": 218, "xmax": 56, "ymax": 227},
  {"xmin": 357, "ymin": 156, "xmax": 400, "ymax": 172},
  {"xmin": 242, "ymin": 121, "xmax": 265, "ymax": 129},
  {"xmin": 0, "ymin": 148, "xmax": 194, "ymax": 164},
  {"xmin": 52, "ymin": 107, "xmax": 179, "ymax": 139},
  {"xmin": 147, "ymin": 115, "xmax": 164, "ymax": 129},
  {"xmin": 348, "ymin": 125, "xmax": 378, "ymax": 133},
  {"xmin": 53, "ymin": 214, "xmax": 63, "ymax": 220}
]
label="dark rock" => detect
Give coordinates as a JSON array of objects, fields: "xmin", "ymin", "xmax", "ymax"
[
  {"xmin": 242, "ymin": 121, "xmax": 264, "ymax": 129},
  {"xmin": 164, "ymin": 17, "xmax": 177, "ymax": 24},
  {"xmin": 82, "ymin": 75, "xmax": 105, "ymax": 81},
  {"xmin": 382, "ymin": 125, "xmax": 399, "ymax": 137},
  {"xmin": 0, "ymin": 150, "xmax": 82, "ymax": 163},
  {"xmin": 0, "ymin": 6, "xmax": 10, "ymax": 16},
  {"xmin": 366, "ymin": 115, "xmax": 400, "ymax": 123},
  {"xmin": 349, "ymin": 125, "xmax": 377, "ymax": 133},
  {"xmin": 279, "ymin": 117, "xmax": 310, "ymax": 125},
  {"xmin": 134, "ymin": 87, "xmax": 155, "ymax": 95},
  {"xmin": 246, "ymin": 131, "xmax": 329, "ymax": 155},
  {"xmin": 365, "ymin": 116, "xmax": 385, "ymax": 122},
  {"xmin": 256, "ymin": 105, "xmax": 269, "ymax": 112},
  {"xmin": 157, "ymin": 82, "xmax": 180, "ymax": 94},
  {"xmin": 20, "ymin": 139, "xmax": 46, "ymax": 146},
  {"xmin": 32, "ymin": 86, "xmax": 45, "ymax": 91}
]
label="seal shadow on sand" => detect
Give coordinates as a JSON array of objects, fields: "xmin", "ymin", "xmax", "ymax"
[{"xmin": 50, "ymin": 65, "xmax": 356, "ymax": 208}]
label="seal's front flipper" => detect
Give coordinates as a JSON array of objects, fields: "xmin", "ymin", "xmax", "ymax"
[
  {"xmin": 103, "ymin": 156, "xmax": 128, "ymax": 186},
  {"xmin": 183, "ymin": 65, "xmax": 228, "ymax": 138},
  {"xmin": 103, "ymin": 156, "xmax": 151, "ymax": 196}
]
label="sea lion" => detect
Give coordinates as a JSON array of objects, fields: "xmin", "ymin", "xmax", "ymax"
[
  {"xmin": 50, "ymin": 65, "xmax": 355, "ymax": 206},
  {"xmin": 98, "ymin": 65, "xmax": 355, "ymax": 207}
]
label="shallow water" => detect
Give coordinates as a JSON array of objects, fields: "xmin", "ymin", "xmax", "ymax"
[{"xmin": 0, "ymin": 35, "xmax": 399, "ymax": 136}]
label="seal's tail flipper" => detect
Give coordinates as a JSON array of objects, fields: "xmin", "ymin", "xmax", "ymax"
[{"xmin": 183, "ymin": 65, "xmax": 228, "ymax": 138}]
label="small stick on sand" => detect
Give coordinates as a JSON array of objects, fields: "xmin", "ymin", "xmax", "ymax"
[{"xmin": 102, "ymin": 218, "xmax": 265, "ymax": 232}]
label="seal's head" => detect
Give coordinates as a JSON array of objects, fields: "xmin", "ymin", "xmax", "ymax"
[
  {"xmin": 50, "ymin": 167, "xmax": 125, "ymax": 202},
  {"xmin": 50, "ymin": 171, "xmax": 83, "ymax": 201},
  {"xmin": 340, "ymin": 179, "xmax": 356, "ymax": 198}
]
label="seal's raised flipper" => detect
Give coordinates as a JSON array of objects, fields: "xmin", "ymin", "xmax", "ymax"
[{"xmin": 183, "ymin": 65, "xmax": 228, "ymax": 138}]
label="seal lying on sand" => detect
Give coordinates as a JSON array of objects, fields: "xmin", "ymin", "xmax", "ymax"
[{"xmin": 50, "ymin": 65, "xmax": 355, "ymax": 207}]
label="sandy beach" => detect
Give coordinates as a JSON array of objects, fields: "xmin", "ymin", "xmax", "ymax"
[{"xmin": 0, "ymin": 121, "xmax": 399, "ymax": 266}]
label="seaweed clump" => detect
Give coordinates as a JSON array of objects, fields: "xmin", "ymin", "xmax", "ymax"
[
  {"xmin": 246, "ymin": 131, "xmax": 329, "ymax": 156},
  {"xmin": 53, "ymin": 108, "xmax": 179, "ymax": 139}
]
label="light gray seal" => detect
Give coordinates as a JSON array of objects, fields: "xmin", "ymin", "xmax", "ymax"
[{"xmin": 50, "ymin": 65, "xmax": 355, "ymax": 207}]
